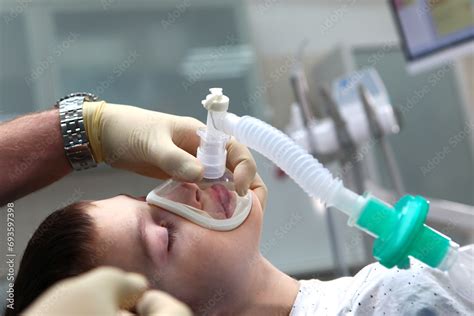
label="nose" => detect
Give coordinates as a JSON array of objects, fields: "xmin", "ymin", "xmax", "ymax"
[{"xmin": 179, "ymin": 183, "xmax": 201, "ymax": 207}]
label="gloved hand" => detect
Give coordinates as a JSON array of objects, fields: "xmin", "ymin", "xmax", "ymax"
[
  {"xmin": 23, "ymin": 267, "xmax": 192, "ymax": 316},
  {"xmin": 83, "ymin": 101, "xmax": 256, "ymax": 196},
  {"xmin": 251, "ymin": 174, "xmax": 267, "ymax": 211},
  {"xmin": 136, "ymin": 290, "xmax": 192, "ymax": 316}
]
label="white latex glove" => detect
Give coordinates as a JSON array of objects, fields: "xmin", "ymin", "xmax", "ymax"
[
  {"xmin": 83, "ymin": 101, "xmax": 256, "ymax": 196},
  {"xmin": 136, "ymin": 290, "xmax": 192, "ymax": 316},
  {"xmin": 23, "ymin": 267, "xmax": 191, "ymax": 316}
]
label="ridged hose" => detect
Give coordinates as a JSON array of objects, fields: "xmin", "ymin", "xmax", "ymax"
[{"xmin": 218, "ymin": 113, "xmax": 367, "ymax": 218}]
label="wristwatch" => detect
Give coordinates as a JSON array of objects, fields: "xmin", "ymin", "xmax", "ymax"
[{"xmin": 55, "ymin": 92, "xmax": 99, "ymax": 171}]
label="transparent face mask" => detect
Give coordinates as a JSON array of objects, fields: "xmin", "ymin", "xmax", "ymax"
[{"xmin": 146, "ymin": 170, "xmax": 252, "ymax": 231}]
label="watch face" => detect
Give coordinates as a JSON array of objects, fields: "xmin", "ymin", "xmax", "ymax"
[
  {"xmin": 60, "ymin": 96, "xmax": 86, "ymax": 112},
  {"xmin": 57, "ymin": 92, "xmax": 99, "ymax": 106}
]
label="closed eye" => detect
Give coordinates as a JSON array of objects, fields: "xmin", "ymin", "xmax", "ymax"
[{"xmin": 159, "ymin": 220, "xmax": 176, "ymax": 251}]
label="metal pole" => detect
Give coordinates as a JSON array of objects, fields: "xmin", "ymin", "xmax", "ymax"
[
  {"xmin": 358, "ymin": 85, "xmax": 406, "ymax": 196},
  {"xmin": 320, "ymin": 86, "xmax": 374, "ymax": 266}
]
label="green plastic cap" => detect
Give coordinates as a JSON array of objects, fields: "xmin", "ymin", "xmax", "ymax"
[{"xmin": 356, "ymin": 194, "xmax": 451, "ymax": 269}]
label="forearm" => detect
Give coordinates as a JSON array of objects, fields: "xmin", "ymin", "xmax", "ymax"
[{"xmin": 0, "ymin": 109, "xmax": 71, "ymax": 205}]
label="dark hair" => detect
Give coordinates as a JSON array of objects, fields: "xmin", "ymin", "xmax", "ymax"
[{"xmin": 5, "ymin": 201, "xmax": 98, "ymax": 316}]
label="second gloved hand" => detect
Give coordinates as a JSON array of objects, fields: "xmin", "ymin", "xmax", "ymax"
[
  {"xmin": 83, "ymin": 102, "xmax": 257, "ymax": 195},
  {"xmin": 23, "ymin": 267, "xmax": 191, "ymax": 316}
]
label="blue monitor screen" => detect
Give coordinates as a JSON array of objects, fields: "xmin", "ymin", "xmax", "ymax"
[{"xmin": 390, "ymin": 0, "xmax": 474, "ymax": 61}]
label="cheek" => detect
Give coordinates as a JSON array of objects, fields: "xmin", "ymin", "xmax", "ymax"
[
  {"xmin": 155, "ymin": 194, "xmax": 263, "ymax": 290},
  {"xmin": 242, "ymin": 192, "xmax": 264, "ymax": 237},
  {"xmin": 175, "ymin": 224, "xmax": 223, "ymax": 264},
  {"xmin": 155, "ymin": 226, "xmax": 225, "ymax": 291},
  {"xmin": 238, "ymin": 204, "xmax": 263, "ymax": 253}
]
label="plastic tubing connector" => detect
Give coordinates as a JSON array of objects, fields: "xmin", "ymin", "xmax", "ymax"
[
  {"xmin": 197, "ymin": 88, "xmax": 230, "ymax": 179},
  {"xmin": 215, "ymin": 112, "xmax": 367, "ymax": 218},
  {"xmin": 357, "ymin": 194, "xmax": 454, "ymax": 269}
]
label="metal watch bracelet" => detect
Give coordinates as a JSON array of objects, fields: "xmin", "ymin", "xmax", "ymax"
[{"xmin": 56, "ymin": 93, "xmax": 99, "ymax": 171}]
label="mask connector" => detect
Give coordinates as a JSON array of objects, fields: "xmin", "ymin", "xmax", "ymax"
[{"xmin": 197, "ymin": 88, "xmax": 231, "ymax": 179}]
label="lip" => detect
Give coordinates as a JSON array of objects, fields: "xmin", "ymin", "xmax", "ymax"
[{"xmin": 211, "ymin": 185, "xmax": 234, "ymax": 218}]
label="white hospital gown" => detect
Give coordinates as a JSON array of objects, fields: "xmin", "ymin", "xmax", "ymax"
[{"xmin": 290, "ymin": 259, "xmax": 473, "ymax": 315}]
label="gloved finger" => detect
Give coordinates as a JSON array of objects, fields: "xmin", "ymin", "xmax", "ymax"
[
  {"xmin": 109, "ymin": 161, "xmax": 172, "ymax": 180},
  {"xmin": 84, "ymin": 267, "xmax": 149, "ymax": 311},
  {"xmin": 249, "ymin": 174, "xmax": 267, "ymax": 211},
  {"xmin": 225, "ymin": 138, "xmax": 257, "ymax": 196},
  {"xmin": 137, "ymin": 290, "xmax": 192, "ymax": 316},
  {"xmin": 151, "ymin": 137, "xmax": 204, "ymax": 182},
  {"xmin": 171, "ymin": 116, "xmax": 206, "ymax": 153}
]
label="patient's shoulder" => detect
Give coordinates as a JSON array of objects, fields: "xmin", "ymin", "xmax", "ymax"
[
  {"xmin": 349, "ymin": 260, "xmax": 473, "ymax": 315},
  {"xmin": 291, "ymin": 260, "xmax": 473, "ymax": 315},
  {"xmin": 290, "ymin": 277, "xmax": 356, "ymax": 315}
]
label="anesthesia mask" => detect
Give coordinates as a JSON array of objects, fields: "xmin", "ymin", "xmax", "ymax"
[
  {"xmin": 147, "ymin": 88, "xmax": 253, "ymax": 231},
  {"xmin": 146, "ymin": 170, "xmax": 253, "ymax": 231}
]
